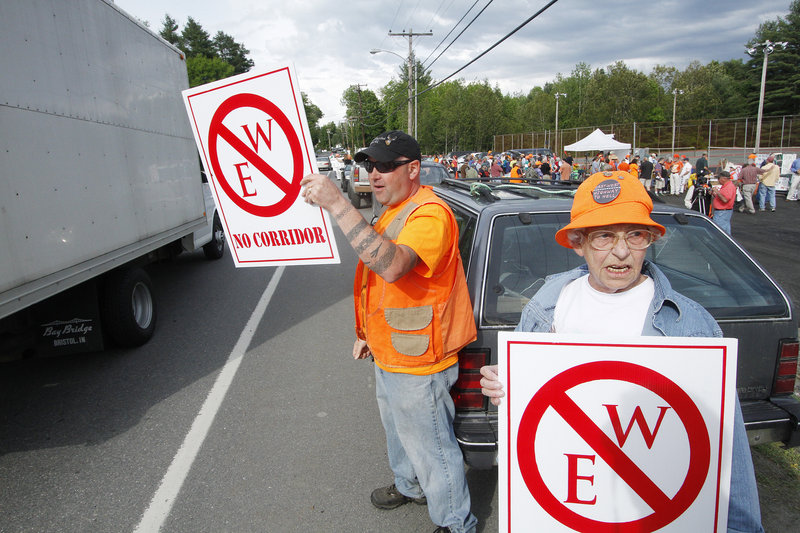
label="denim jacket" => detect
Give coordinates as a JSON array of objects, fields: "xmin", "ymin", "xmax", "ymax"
[
  {"xmin": 517, "ymin": 261, "xmax": 722, "ymax": 337},
  {"xmin": 516, "ymin": 260, "xmax": 764, "ymax": 532}
]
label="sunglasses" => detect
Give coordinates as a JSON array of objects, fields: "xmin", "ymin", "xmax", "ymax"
[{"xmin": 361, "ymin": 159, "xmax": 413, "ymax": 173}]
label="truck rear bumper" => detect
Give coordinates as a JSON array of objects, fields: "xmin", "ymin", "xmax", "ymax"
[
  {"xmin": 454, "ymin": 412, "xmax": 498, "ymax": 469},
  {"xmin": 742, "ymin": 397, "xmax": 800, "ymax": 447},
  {"xmin": 454, "ymin": 396, "xmax": 800, "ymax": 469}
]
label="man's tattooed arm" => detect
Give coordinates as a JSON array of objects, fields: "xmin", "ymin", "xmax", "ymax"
[{"xmin": 332, "ymin": 199, "xmax": 417, "ymax": 282}]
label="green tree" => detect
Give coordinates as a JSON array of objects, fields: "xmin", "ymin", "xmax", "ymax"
[
  {"xmin": 157, "ymin": 16, "xmax": 254, "ymax": 87},
  {"xmin": 745, "ymin": 0, "xmax": 800, "ymax": 115},
  {"xmin": 342, "ymin": 85, "xmax": 385, "ymax": 149},
  {"xmin": 186, "ymin": 56, "xmax": 234, "ymax": 87},
  {"xmin": 159, "ymin": 14, "xmax": 181, "ymax": 48},
  {"xmin": 212, "ymin": 31, "xmax": 254, "ymax": 74},
  {"xmin": 181, "ymin": 17, "xmax": 214, "ymax": 58},
  {"xmin": 302, "ymin": 92, "xmax": 324, "ymax": 148}
]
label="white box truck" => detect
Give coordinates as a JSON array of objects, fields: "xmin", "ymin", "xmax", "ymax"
[{"xmin": 0, "ymin": 0, "xmax": 226, "ymax": 357}]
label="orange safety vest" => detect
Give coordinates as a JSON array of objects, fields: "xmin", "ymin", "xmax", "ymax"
[
  {"xmin": 510, "ymin": 166, "xmax": 523, "ymax": 183},
  {"xmin": 354, "ymin": 187, "xmax": 477, "ymax": 374}
]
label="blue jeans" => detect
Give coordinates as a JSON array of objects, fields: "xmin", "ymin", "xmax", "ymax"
[
  {"xmin": 374, "ymin": 364, "xmax": 477, "ymax": 533},
  {"xmin": 757, "ymin": 184, "xmax": 775, "ymax": 209},
  {"xmin": 714, "ymin": 208, "xmax": 733, "ymax": 235},
  {"xmin": 728, "ymin": 397, "xmax": 764, "ymax": 532}
]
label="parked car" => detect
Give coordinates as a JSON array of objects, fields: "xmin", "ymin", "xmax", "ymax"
[
  {"xmin": 316, "ymin": 154, "xmax": 332, "ymax": 172},
  {"xmin": 341, "ymin": 161, "xmax": 372, "ymax": 208},
  {"xmin": 429, "ymin": 178, "xmax": 800, "ymax": 469},
  {"xmin": 371, "ymin": 160, "xmax": 452, "ymax": 219}
]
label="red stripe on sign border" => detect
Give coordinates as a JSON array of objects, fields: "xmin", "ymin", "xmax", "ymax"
[{"xmin": 506, "ymin": 340, "xmax": 728, "ymax": 532}]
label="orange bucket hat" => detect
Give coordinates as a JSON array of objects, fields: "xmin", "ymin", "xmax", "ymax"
[{"xmin": 554, "ymin": 171, "xmax": 666, "ymax": 248}]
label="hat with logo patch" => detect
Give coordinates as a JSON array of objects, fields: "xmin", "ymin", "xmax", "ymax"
[
  {"xmin": 354, "ymin": 130, "xmax": 421, "ymax": 163},
  {"xmin": 554, "ymin": 171, "xmax": 666, "ymax": 248}
]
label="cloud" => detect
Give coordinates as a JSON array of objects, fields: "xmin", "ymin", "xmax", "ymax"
[{"xmin": 115, "ymin": 0, "xmax": 794, "ymax": 125}]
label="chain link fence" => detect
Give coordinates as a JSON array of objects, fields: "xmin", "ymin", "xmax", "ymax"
[{"xmin": 494, "ymin": 115, "xmax": 800, "ymax": 164}]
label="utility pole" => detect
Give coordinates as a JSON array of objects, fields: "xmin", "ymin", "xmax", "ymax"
[
  {"xmin": 389, "ymin": 29, "xmax": 432, "ymax": 137},
  {"xmin": 355, "ymin": 83, "xmax": 368, "ymax": 149},
  {"xmin": 554, "ymin": 92, "xmax": 566, "ymax": 156},
  {"xmin": 671, "ymin": 88, "xmax": 684, "ymax": 155}
]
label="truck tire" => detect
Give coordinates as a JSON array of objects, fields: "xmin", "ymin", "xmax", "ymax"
[
  {"xmin": 203, "ymin": 212, "xmax": 225, "ymax": 260},
  {"xmin": 348, "ymin": 185, "xmax": 361, "ymax": 208},
  {"xmin": 100, "ymin": 267, "xmax": 156, "ymax": 347}
]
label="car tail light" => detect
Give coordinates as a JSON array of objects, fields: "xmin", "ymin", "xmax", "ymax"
[
  {"xmin": 353, "ymin": 166, "xmax": 362, "ymax": 183},
  {"xmin": 773, "ymin": 339, "xmax": 799, "ymax": 395},
  {"xmin": 451, "ymin": 349, "xmax": 489, "ymax": 410}
]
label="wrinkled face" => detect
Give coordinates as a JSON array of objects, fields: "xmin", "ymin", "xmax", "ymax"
[
  {"xmin": 368, "ymin": 158, "xmax": 420, "ymax": 207},
  {"xmin": 573, "ymin": 223, "xmax": 654, "ymax": 294}
]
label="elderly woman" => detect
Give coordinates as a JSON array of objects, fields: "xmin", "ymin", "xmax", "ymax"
[{"xmin": 480, "ymin": 171, "xmax": 765, "ymax": 533}]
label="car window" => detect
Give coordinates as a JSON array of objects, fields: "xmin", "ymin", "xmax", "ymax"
[
  {"xmin": 421, "ymin": 164, "xmax": 448, "ymax": 186},
  {"xmin": 483, "ymin": 212, "xmax": 579, "ymax": 325},
  {"xmin": 443, "ymin": 202, "xmax": 477, "ymax": 269},
  {"xmin": 649, "ymin": 213, "xmax": 787, "ymax": 319},
  {"xmin": 482, "ymin": 211, "xmax": 788, "ymax": 327}
]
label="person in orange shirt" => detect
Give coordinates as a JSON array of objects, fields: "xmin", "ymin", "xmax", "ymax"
[
  {"xmin": 617, "ymin": 155, "xmax": 630, "ymax": 173},
  {"xmin": 510, "ymin": 162, "xmax": 523, "ymax": 183},
  {"xmin": 628, "ymin": 156, "xmax": 639, "ymax": 179},
  {"xmin": 670, "ymin": 154, "xmax": 684, "ymax": 195},
  {"xmin": 301, "ymin": 131, "xmax": 477, "ymax": 533}
]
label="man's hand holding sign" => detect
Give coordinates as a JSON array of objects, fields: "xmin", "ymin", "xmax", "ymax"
[{"xmin": 481, "ymin": 171, "xmax": 764, "ymax": 532}]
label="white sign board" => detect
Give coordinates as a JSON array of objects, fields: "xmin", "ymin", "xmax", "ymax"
[
  {"xmin": 183, "ymin": 65, "xmax": 339, "ymax": 267},
  {"xmin": 498, "ymin": 332, "xmax": 738, "ymax": 532}
]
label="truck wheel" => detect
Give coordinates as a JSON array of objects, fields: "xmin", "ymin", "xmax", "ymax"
[
  {"xmin": 101, "ymin": 267, "xmax": 156, "ymax": 347},
  {"xmin": 348, "ymin": 185, "xmax": 361, "ymax": 208},
  {"xmin": 203, "ymin": 212, "xmax": 225, "ymax": 260}
]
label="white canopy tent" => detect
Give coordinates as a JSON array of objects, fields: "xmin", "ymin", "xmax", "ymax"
[{"xmin": 564, "ymin": 128, "xmax": 631, "ymax": 152}]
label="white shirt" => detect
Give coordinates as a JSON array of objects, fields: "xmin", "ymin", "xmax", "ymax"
[{"xmin": 552, "ymin": 274, "xmax": 655, "ymax": 336}]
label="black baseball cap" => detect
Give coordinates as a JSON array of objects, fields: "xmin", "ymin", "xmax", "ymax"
[{"xmin": 354, "ymin": 130, "xmax": 421, "ymax": 163}]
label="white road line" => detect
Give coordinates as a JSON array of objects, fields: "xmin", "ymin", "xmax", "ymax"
[{"xmin": 133, "ymin": 266, "xmax": 285, "ymax": 533}]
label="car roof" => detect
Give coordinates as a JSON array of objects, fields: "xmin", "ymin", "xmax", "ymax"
[{"xmin": 433, "ymin": 178, "xmax": 692, "ymax": 219}]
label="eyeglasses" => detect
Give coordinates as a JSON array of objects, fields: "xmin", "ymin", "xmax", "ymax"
[
  {"xmin": 361, "ymin": 159, "xmax": 413, "ymax": 173},
  {"xmin": 584, "ymin": 229, "xmax": 656, "ymax": 251}
]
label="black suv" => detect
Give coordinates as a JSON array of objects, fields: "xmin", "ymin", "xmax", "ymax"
[{"xmin": 432, "ymin": 178, "xmax": 800, "ymax": 469}]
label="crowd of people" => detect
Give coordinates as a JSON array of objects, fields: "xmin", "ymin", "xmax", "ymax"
[{"xmin": 428, "ymin": 152, "xmax": 579, "ymax": 182}]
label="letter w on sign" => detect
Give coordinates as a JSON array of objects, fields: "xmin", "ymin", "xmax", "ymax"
[
  {"xmin": 241, "ymin": 119, "xmax": 272, "ymax": 151},
  {"xmin": 603, "ymin": 405, "xmax": 671, "ymax": 448}
]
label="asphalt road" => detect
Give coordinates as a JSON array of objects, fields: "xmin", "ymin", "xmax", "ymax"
[
  {"xmin": 1, "ymin": 191, "xmax": 797, "ymax": 532},
  {"xmin": 0, "ymin": 202, "xmax": 499, "ymax": 533}
]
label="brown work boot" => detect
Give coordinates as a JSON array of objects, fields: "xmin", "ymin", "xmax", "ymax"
[{"xmin": 370, "ymin": 483, "xmax": 426, "ymax": 509}]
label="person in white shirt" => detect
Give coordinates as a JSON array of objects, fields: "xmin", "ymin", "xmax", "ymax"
[{"xmin": 679, "ymin": 156, "xmax": 692, "ymax": 194}]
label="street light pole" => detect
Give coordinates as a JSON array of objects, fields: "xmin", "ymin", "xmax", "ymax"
[
  {"xmin": 747, "ymin": 40, "xmax": 787, "ymax": 153},
  {"xmin": 671, "ymin": 88, "xmax": 684, "ymax": 155},
  {"xmin": 554, "ymin": 92, "xmax": 566, "ymax": 155}
]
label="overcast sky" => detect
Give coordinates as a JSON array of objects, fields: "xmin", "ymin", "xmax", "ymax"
[{"xmin": 113, "ymin": 0, "xmax": 792, "ymax": 125}]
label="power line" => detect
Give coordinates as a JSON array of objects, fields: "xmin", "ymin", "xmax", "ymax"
[
  {"xmin": 418, "ymin": 0, "xmax": 560, "ymax": 97},
  {"xmin": 421, "ymin": 0, "xmax": 486, "ymax": 69},
  {"xmin": 357, "ymin": 0, "xmax": 561, "ymax": 129},
  {"xmin": 424, "ymin": 0, "xmax": 455, "ymax": 38}
]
